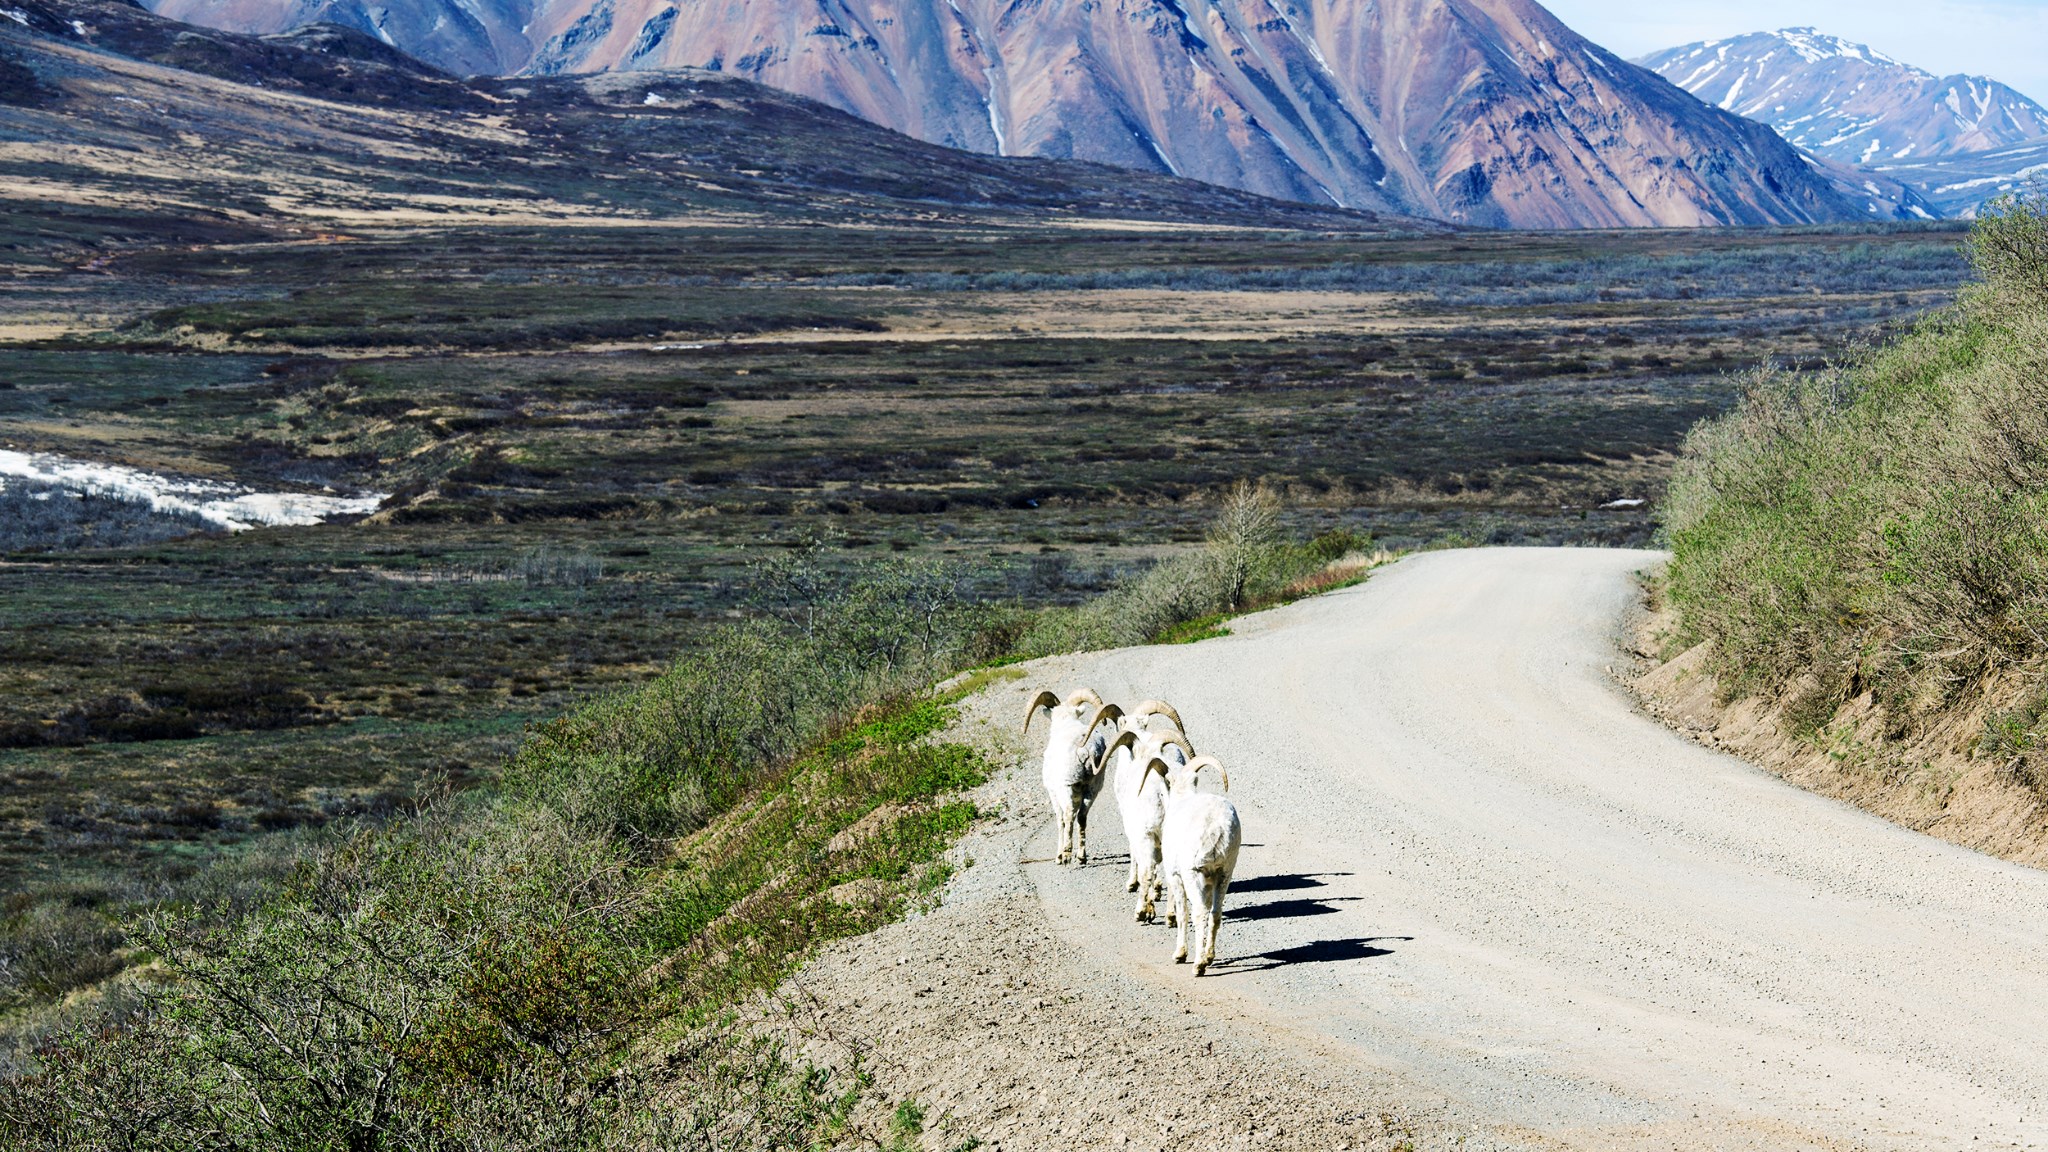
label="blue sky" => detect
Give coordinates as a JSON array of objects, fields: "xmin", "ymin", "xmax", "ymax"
[{"xmin": 1541, "ymin": 0, "xmax": 2048, "ymax": 102}]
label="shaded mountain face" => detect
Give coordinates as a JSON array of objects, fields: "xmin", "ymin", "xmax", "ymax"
[
  {"xmin": 5, "ymin": 0, "xmax": 1392, "ymax": 235},
  {"xmin": 510, "ymin": 0, "xmax": 1869, "ymax": 228},
  {"xmin": 127, "ymin": 0, "xmax": 1873, "ymax": 227},
  {"xmin": 142, "ymin": 0, "xmax": 537, "ymax": 75},
  {"xmin": 1640, "ymin": 28, "xmax": 2048, "ymax": 167}
]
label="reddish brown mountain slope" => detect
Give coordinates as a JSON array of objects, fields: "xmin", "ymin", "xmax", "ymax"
[
  {"xmin": 131, "ymin": 0, "xmax": 1875, "ymax": 226},
  {"xmin": 514, "ymin": 0, "xmax": 1868, "ymax": 227}
]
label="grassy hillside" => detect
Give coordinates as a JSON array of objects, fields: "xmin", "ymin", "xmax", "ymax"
[
  {"xmin": 0, "ymin": 491, "xmax": 1373, "ymax": 1147},
  {"xmin": 1664, "ymin": 194, "xmax": 2048, "ymax": 790}
]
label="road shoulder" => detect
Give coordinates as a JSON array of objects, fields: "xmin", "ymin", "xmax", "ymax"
[{"xmin": 762, "ymin": 660, "xmax": 1508, "ymax": 1152}]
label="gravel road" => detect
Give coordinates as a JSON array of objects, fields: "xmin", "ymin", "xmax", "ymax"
[{"xmin": 956, "ymin": 547, "xmax": 2048, "ymax": 1151}]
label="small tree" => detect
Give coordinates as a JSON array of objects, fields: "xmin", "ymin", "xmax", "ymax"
[
  {"xmin": 1206, "ymin": 480, "xmax": 1281, "ymax": 612},
  {"xmin": 1968, "ymin": 188, "xmax": 2048, "ymax": 305}
]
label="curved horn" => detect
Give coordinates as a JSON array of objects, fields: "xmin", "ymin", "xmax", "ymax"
[
  {"xmin": 1135, "ymin": 755, "xmax": 1172, "ymax": 799},
  {"xmin": 1082, "ymin": 703, "xmax": 1124, "ymax": 735},
  {"xmin": 1182, "ymin": 755, "xmax": 1229, "ymax": 792},
  {"xmin": 1064, "ymin": 687, "xmax": 1104, "ymax": 710},
  {"xmin": 1131, "ymin": 699, "xmax": 1186, "ymax": 733},
  {"xmin": 1157, "ymin": 732, "xmax": 1195, "ymax": 761},
  {"xmin": 1106, "ymin": 729, "xmax": 1140, "ymax": 760},
  {"xmin": 1021, "ymin": 689, "xmax": 1060, "ymax": 734}
]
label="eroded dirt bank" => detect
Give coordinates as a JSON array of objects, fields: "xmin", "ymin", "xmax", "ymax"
[{"xmin": 1625, "ymin": 574, "xmax": 2048, "ymax": 870}]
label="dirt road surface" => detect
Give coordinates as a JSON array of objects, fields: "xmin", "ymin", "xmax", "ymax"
[{"xmin": 790, "ymin": 548, "xmax": 2048, "ymax": 1151}]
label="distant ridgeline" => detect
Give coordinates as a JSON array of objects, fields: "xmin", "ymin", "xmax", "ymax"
[
  {"xmin": 131, "ymin": 0, "xmax": 1909, "ymax": 228},
  {"xmin": 1, "ymin": 0, "xmax": 1393, "ymax": 235}
]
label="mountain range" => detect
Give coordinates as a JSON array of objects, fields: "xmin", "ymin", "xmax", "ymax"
[
  {"xmin": 1640, "ymin": 28, "xmax": 2048, "ymax": 166},
  {"xmin": 132, "ymin": 0, "xmax": 1881, "ymax": 229},
  {"xmin": 1641, "ymin": 28, "xmax": 2048, "ymax": 218},
  {"xmin": 1, "ymin": 0, "xmax": 1387, "ymax": 250}
]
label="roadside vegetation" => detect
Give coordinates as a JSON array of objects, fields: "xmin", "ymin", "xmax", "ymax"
[
  {"xmin": 1, "ymin": 220, "xmax": 1950, "ymax": 989},
  {"xmin": 0, "ymin": 487, "xmax": 1376, "ymax": 1147},
  {"xmin": 1664, "ymin": 193, "xmax": 2048, "ymax": 792},
  {"xmin": 0, "ymin": 203, "xmax": 1978, "ymax": 1142}
]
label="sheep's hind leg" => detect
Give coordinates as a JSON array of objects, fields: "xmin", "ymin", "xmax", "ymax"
[
  {"xmin": 1197, "ymin": 874, "xmax": 1224, "ymax": 976},
  {"xmin": 1172, "ymin": 873, "xmax": 1192, "ymax": 963},
  {"xmin": 1137, "ymin": 837, "xmax": 1161, "ymax": 921},
  {"xmin": 1074, "ymin": 797, "xmax": 1090, "ymax": 864}
]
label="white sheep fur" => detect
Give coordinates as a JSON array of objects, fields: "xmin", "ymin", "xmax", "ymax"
[
  {"xmin": 1102, "ymin": 701, "xmax": 1192, "ymax": 922},
  {"xmin": 1138, "ymin": 753, "xmax": 1242, "ymax": 975},
  {"xmin": 1022, "ymin": 688, "xmax": 1122, "ymax": 866}
]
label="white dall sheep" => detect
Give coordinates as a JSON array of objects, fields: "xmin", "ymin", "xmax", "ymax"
[
  {"xmin": 1103, "ymin": 703, "xmax": 1192, "ymax": 922},
  {"xmin": 1138, "ymin": 754, "xmax": 1241, "ymax": 975},
  {"xmin": 1023, "ymin": 688, "xmax": 1122, "ymax": 865}
]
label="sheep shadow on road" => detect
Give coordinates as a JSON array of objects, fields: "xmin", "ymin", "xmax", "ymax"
[
  {"xmin": 1228, "ymin": 871, "xmax": 1352, "ymax": 894},
  {"xmin": 1209, "ymin": 936, "xmax": 1413, "ymax": 974},
  {"xmin": 1227, "ymin": 896, "xmax": 1364, "ymax": 921}
]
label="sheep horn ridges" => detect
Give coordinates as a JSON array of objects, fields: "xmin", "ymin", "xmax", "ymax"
[
  {"xmin": 1083, "ymin": 703, "xmax": 1124, "ymax": 735},
  {"xmin": 1137, "ymin": 755, "xmax": 1173, "ymax": 798},
  {"xmin": 1158, "ymin": 732, "xmax": 1195, "ymax": 760},
  {"xmin": 1130, "ymin": 699, "xmax": 1186, "ymax": 734},
  {"xmin": 1064, "ymin": 688, "xmax": 1105, "ymax": 710},
  {"xmin": 1182, "ymin": 755, "xmax": 1229, "ymax": 792},
  {"xmin": 1093, "ymin": 726, "xmax": 1138, "ymax": 774},
  {"xmin": 1021, "ymin": 689, "xmax": 1060, "ymax": 734}
]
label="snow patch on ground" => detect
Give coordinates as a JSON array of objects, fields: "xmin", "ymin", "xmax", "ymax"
[{"xmin": 0, "ymin": 450, "xmax": 386, "ymax": 531}]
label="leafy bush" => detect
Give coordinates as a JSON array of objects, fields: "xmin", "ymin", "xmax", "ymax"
[
  {"xmin": 1664, "ymin": 193, "xmax": 2048, "ymax": 753},
  {"xmin": 0, "ymin": 552, "xmax": 993, "ymax": 1148},
  {"xmin": 509, "ymin": 551, "xmax": 988, "ymax": 839},
  {"xmin": 1024, "ymin": 484, "xmax": 1375, "ymax": 653}
]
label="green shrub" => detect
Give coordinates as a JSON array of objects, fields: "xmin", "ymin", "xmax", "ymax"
[
  {"xmin": 1022, "ymin": 481, "xmax": 1341, "ymax": 652},
  {"xmin": 1665, "ymin": 192, "xmax": 2048, "ymax": 729},
  {"xmin": 0, "ymin": 553, "xmax": 996, "ymax": 1149}
]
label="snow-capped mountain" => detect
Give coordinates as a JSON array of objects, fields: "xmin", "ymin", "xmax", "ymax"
[{"xmin": 1640, "ymin": 28, "xmax": 2048, "ymax": 166}]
